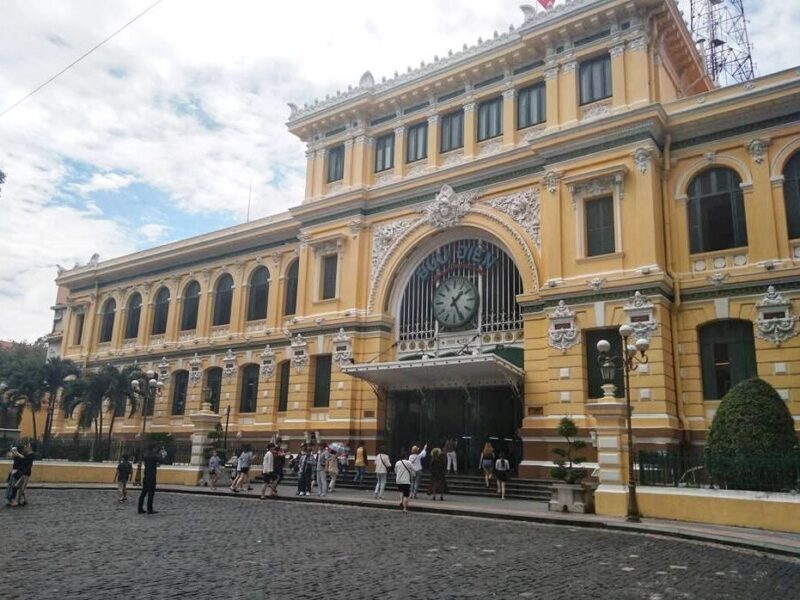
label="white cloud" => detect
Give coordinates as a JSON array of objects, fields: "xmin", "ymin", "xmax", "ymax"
[
  {"xmin": 138, "ymin": 223, "xmax": 169, "ymax": 242},
  {"xmin": 0, "ymin": 0, "xmax": 798, "ymax": 341}
]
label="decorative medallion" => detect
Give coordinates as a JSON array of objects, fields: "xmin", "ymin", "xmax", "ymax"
[
  {"xmin": 623, "ymin": 291, "xmax": 659, "ymax": 341},
  {"xmin": 754, "ymin": 286, "xmax": 798, "ymax": 346},
  {"xmin": 157, "ymin": 356, "xmax": 170, "ymax": 384},
  {"xmin": 489, "ymin": 188, "xmax": 541, "ymax": 249},
  {"xmin": 290, "ymin": 334, "xmax": 308, "ymax": 374},
  {"xmin": 745, "ymin": 139, "xmax": 769, "ymax": 165},
  {"xmin": 544, "ymin": 170, "xmax": 560, "ymax": 194},
  {"xmin": 632, "ymin": 147, "xmax": 652, "ymax": 174},
  {"xmin": 222, "ymin": 349, "xmax": 237, "ymax": 382},
  {"xmin": 188, "ymin": 353, "xmax": 202, "ymax": 385},
  {"xmin": 587, "ymin": 277, "xmax": 607, "ymax": 292},
  {"xmin": 260, "ymin": 345, "xmax": 276, "ymax": 379},
  {"xmin": 421, "ymin": 184, "xmax": 474, "ymax": 230},
  {"xmin": 331, "ymin": 328, "xmax": 353, "ymax": 369},
  {"xmin": 548, "ymin": 300, "xmax": 580, "ymax": 353}
]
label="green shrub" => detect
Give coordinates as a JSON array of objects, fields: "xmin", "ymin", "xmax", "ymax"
[
  {"xmin": 551, "ymin": 417, "xmax": 588, "ymax": 484},
  {"xmin": 705, "ymin": 377, "xmax": 799, "ymax": 491}
]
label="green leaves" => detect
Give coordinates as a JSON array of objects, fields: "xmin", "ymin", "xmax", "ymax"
[{"xmin": 551, "ymin": 417, "xmax": 588, "ymax": 484}]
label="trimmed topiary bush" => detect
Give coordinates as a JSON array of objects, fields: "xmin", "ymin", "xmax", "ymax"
[
  {"xmin": 705, "ymin": 377, "xmax": 799, "ymax": 491},
  {"xmin": 551, "ymin": 417, "xmax": 588, "ymax": 485}
]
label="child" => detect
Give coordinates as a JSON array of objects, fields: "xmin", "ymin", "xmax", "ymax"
[
  {"xmin": 116, "ymin": 454, "xmax": 133, "ymax": 502},
  {"xmin": 495, "ymin": 452, "xmax": 510, "ymax": 500}
]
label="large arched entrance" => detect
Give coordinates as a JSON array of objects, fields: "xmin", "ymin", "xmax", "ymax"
[{"xmin": 345, "ymin": 235, "xmax": 525, "ymax": 468}]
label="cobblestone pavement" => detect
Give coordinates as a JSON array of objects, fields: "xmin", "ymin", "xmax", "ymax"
[{"xmin": 1, "ymin": 490, "xmax": 798, "ymax": 600}]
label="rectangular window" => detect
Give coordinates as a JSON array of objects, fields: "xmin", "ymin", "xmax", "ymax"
[
  {"xmin": 585, "ymin": 196, "xmax": 616, "ymax": 256},
  {"xmin": 517, "ymin": 83, "xmax": 546, "ymax": 129},
  {"xmin": 477, "ymin": 97, "xmax": 503, "ymax": 141},
  {"xmin": 240, "ymin": 365, "xmax": 259, "ymax": 413},
  {"xmin": 73, "ymin": 313, "xmax": 85, "ymax": 346},
  {"xmin": 579, "ymin": 54, "xmax": 612, "ymax": 105},
  {"xmin": 172, "ymin": 371, "xmax": 188, "ymax": 416},
  {"xmin": 321, "ymin": 254, "xmax": 338, "ymax": 300},
  {"xmin": 374, "ymin": 133, "xmax": 394, "ymax": 172},
  {"xmin": 406, "ymin": 122, "xmax": 428, "ymax": 163},
  {"xmin": 278, "ymin": 361, "xmax": 290, "ymax": 412},
  {"xmin": 313, "ymin": 355, "xmax": 332, "ymax": 408},
  {"xmin": 585, "ymin": 328, "xmax": 625, "ymax": 399},
  {"xmin": 440, "ymin": 110, "xmax": 464, "ymax": 153},
  {"xmin": 326, "ymin": 144, "xmax": 344, "ymax": 183}
]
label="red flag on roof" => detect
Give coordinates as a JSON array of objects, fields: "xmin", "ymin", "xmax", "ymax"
[{"xmin": 538, "ymin": 0, "xmax": 555, "ymax": 9}]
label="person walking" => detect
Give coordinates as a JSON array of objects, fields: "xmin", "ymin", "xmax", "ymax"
[
  {"xmin": 445, "ymin": 437, "xmax": 458, "ymax": 474},
  {"xmin": 115, "ymin": 454, "xmax": 133, "ymax": 502},
  {"xmin": 479, "ymin": 441, "xmax": 495, "ymax": 488},
  {"xmin": 428, "ymin": 447, "xmax": 447, "ymax": 501},
  {"xmin": 373, "ymin": 446, "xmax": 391, "ymax": 499},
  {"xmin": 495, "ymin": 452, "xmax": 510, "ymax": 500},
  {"xmin": 408, "ymin": 444, "xmax": 427, "ymax": 499},
  {"xmin": 137, "ymin": 445, "xmax": 161, "ymax": 514},
  {"xmin": 260, "ymin": 443, "xmax": 275, "ymax": 499},
  {"xmin": 15, "ymin": 442, "xmax": 35, "ymax": 507},
  {"xmin": 270, "ymin": 441, "xmax": 286, "ymax": 496},
  {"xmin": 394, "ymin": 452, "xmax": 415, "ymax": 513},
  {"xmin": 296, "ymin": 445, "xmax": 313, "ymax": 496},
  {"xmin": 208, "ymin": 450, "xmax": 222, "ymax": 490},
  {"xmin": 316, "ymin": 444, "xmax": 330, "ymax": 497},
  {"xmin": 326, "ymin": 448, "xmax": 339, "ymax": 492},
  {"xmin": 353, "ymin": 441, "xmax": 367, "ymax": 486},
  {"xmin": 231, "ymin": 444, "xmax": 254, "ymax": 493},
  {"xmin": 5, "ymin": 445, "xmax": 26, "ymax": 507}
]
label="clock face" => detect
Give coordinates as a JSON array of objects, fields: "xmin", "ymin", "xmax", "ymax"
[{"xmin": 433, "ymin": 277, "xmax": 479, "ymax": 328}]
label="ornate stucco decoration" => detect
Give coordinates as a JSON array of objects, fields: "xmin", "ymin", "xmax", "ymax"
[
  {"xmin": 580, "ymin": 99, "xmax": 611, "ymax": 121},
  {"xmin": 587, "ymin": 277, "xmax": 607, "ymax": 291},
  {"xmin": 222, "ymin": 349, "xmax": 237, "ymax": 382},
  {"xmin": 188, "ymin": 353, "xmax": 202, "ymax": 385},
  {"xmin": 489, "ymin": 188, "xmax": 541, "ymax": 249},
  {"xmin": 708, "ymin": 272, "xmax": 729, "ymax": 287},
  {"xmin": 331, "ymin": 328, "xmax": 353, "ymax": 369},
  {"xmin": 548, "ymin": 300, "xmax": 580, "ymax": 353},
  {"xmin": 260, "ymin": 345, "xmax": 276, "ymax": 379},
  {"xmin": 297, "ymin": 233, "xmax": 311, "ymax": 250},
  {"xmin": 745, "ymin": 138, "xmax": 769, "ymax": 165},
  {"xmin": 157, "ymin": 357, "xmax": 170, "ymax": 384},
  {"xmin": 754, "ymin": 286, "xmax": 798, "ymax": 346},
  {"xmin": 371, "ymin": 219, "xmax": 413, "ymax": 277},
  {"xmin": 290, "ymin": 334, "xmax": 308, "ymax": 373},
  {"xmin": 544, "ymin": 171, "xmax": 561, "ymax": 194},
  {"xmin": 348, "ymin": 219, "xmax": 368, "ymax": 239},
  {"xmin": 623, "ymin": 291, "xmax": 659, "ymax": 341},
  {"xmin": 567, "ymin": 170, "xmax": 625, "ymax": 209},
  {"xmin": 421, "ymin": 184, "xmax": 475, "ymax": 230},
  {"xmin": 632, "ymin": 147, "xmax": 652, "ymax": 174}
]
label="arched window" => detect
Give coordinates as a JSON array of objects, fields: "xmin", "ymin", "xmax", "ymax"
[
  {"xmin": 277, "ymin": 361, "xmax": 290, "ymax": 412},
  {"xmin": 99, "ymin": 299, "xmax": 116, "ymax": 343},
  {"xmin": 240, "ymin": 364, "xmax": 259, "ymax": 413},
  {"xmin": 124, "ymin": 294, "xmax": 141, "ymax": 339},
  {"xmin": 212, "ymin": 274, "xmax": 234, "ymax": 326},
  {"xmin": 247, "ymin": 267, "xmax": 269, "ymax": 321},
  {"xmin": 687, "ymin": 168, "xmax": 747, "ymax": 253},
  {"xmin": 152, "ymin": 287, "xmax": 170, "ymax": 335},
  {"xmin": 171, "ymin": 370, "xmax": 189, "ymax": 415},
  {"xmin": 283, "ymin": 260, "xmax": 299, "ymax": 316},
  {"xmin": 205, "ymin": 367, "xmax": 222, "ymax": 413},
  {"xmin": 180, "ymin": 281, "xmax": 201, "ymax": 331},
  {"xmin": 783, "ymin": 151, "xmax": 800, "ymax": 240},
  {"xmin": 698, "ymin": 320, "xmax": 757, "ymax": 400}
]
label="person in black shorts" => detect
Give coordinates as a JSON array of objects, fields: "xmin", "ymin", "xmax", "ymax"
[
  {"xmin": 138, "ymin": 445, "xmax": 161, "ymax": 514},
  {"xmin": 116, "ymin": 454, "xmax": 133, "ymax": 502},
  {"xmin": 394, "ymin": 453, "xmax": 415, "ymax": 513}
]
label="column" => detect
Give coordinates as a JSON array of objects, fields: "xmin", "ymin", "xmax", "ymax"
[
  {"xmin": 610, "ymin": 44, "xmax": 627, "ymax": 110},
  {"xmin": 343, "ymin": 138, "xmax": 354, "ymax": 187},
  {"xmin": 745, "ymin": 142, "xmax": 779, "ymax": 261},
  {"xmin": 229, "ymin": 267, "xmax": 247, "ymax": 335},
  {"xmin": 426, "ymin": 114, "xmax": 439, "ymax": 168},
  {"xmin": 351, "ymin": 135, "xmax": 367, "ymax": 187},
  {"xmin": 111, "ymin": 305, "xmax": 125, "ymax": 349},
  {"xmin": 393, "ymin": 125, "xmax": 406, "ymax": 178},
  {"xmin": 363, "ymin": 136, "xmax": 375, "ymax": 187},
  {"xmin": 625, "ymin": 36, "xmax": 651, "ymax": 105},
  {"xmin": 541, "ymin": 172, "xmax": 563, "ymax": 282},
  {"xmin": 463, "ymin": 101, "xmax": 477, "ymax": 157},
  {"xmin": 140, "ymin": 299, "xmax": 154, "ymax": 347},
  {"xmin": 312, "ymin": 148, "xmax": 326, "ymax": 198},
  {"xmin": 196, "ymin": 285, "xmax": 212, "ymax": 338},
  {"xmin": 304, "ymin": 149, "xmax": 316, "ymax": 200},
  {"xmin": 165, "ymin": 290, "xmax": 181, "ymax": 342},
  {"xmin": 545, "ymin": 65, "xmax": 560, "ymax": 129},
  {"xmin": 559, "ymin": 61, "xmax": 578, "ymax": 126},
  {"xmin": 502, "ymin": 88, "xmax": 516, "ymax": 146},
  {"xmin": 586, "ymin": 393, "xmax": 631, "ymax": 517}
]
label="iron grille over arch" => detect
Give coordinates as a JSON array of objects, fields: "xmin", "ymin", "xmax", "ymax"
[{"xmin": 397, "ymin": 238, "xmax": 522, "ymax": 357}]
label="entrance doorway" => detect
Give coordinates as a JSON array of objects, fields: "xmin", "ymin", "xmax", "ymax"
[{"xmin": 386, "ymin": 386, "xmax": 521, "ymax": 471}]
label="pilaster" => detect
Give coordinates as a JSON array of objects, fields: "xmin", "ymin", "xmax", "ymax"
[
  {"xmin": 312, "ymin": 148, "xmax": 326, "ymax": 199},
  {"xmin": 463, "ymin": 101, "xmax": 477, "ymax": 157},
  {"xmin": 304, "ymin": 149, "xmax": 316, "ymax": 200},
  {"xmin": 625, "ymin": 35, "xmax": 651, "ymax": 105},
  {"xmin": 559, "ymin": 61, "xmax": 578, "ymax": 126},
  {"xmin": 545, "ymin": 65, "xmax": 560, "ymax": 129},
  {"xmin": 393, "ymin": 126, "xmax": 406, "ymax": 178},
  {"xmin": 351, "ymin": 135, "xmax": 366, "ymax": 188},
  {"xmin": 426, "ymin": 114, "xmax": 440, "ymax": 168},
  {"xmin": 611, "ymin": 44, "xmax": 627, "ymax": 109},
  {"xmin": 343, "ymin": 138, "xmax": 354, "ymax": 187},
  {"xmin": 502, "ymin": 88, "xmax": 516, "ymax": 146}
]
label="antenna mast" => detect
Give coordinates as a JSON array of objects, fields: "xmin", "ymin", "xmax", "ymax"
[{"xmin": 689, "ymin": 0, "xmax": 755, "ymax": 86}]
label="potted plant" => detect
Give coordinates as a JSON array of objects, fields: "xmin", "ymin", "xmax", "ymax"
[{"xmin": 548, "ymin": 417, "xmax": 593, "ymax": 513}]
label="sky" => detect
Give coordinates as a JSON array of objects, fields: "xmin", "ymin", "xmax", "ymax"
[{"xmin": 1, "ymin": 0, "xmax": 798, "ymax": 342}]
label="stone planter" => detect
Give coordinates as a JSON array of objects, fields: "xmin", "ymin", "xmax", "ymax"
[{"xmin": 548, "ymin": 482, "xmax": 594, "ymax": 513}]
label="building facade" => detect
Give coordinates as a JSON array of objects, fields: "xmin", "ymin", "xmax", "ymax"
[{"xmin": 48, "ymin": 0, "xmax": 800, "ymax": 476}]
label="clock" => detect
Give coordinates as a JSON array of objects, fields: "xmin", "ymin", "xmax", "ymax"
[{"xmin": 433, "ymin": 276, "xmax": 479, "ymax": 328}]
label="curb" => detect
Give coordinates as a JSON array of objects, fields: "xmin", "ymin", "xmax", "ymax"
[{"xmin": 15, "ymin": 484, "xmax": 800, "ymax": 559}]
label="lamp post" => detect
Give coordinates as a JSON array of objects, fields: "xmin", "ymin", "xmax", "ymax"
[
  {"xmin": 131, "ymin": 368, "xmax": 164, "ymax": 485},
  {"xmin": 222, "ymin": 393, "xmax": 231, "ymax": 450},
  {"xmin": 596, "ymin": 324, "xmax": 649, "ymax": 523}
]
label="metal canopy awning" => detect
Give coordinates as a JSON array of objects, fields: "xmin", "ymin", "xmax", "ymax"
[{"xmin": 341, "ymin": 354, "xmax": 525, "ymax": 391}]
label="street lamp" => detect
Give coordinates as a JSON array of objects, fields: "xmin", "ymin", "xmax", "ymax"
[
  {"xmin": 596, "ymin": 324, "xmax": 649, "ymax": 523},
  {"xmin": 131, "ymin": 368, "xmax": 164, "ymax": 485}
]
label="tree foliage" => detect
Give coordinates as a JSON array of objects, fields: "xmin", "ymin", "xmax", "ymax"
[
  {"xmin": 0, "ymin": 340, "xmax": 48, "ymax": 437},
  {"xmin": 551, "ymin": 417, "xmax": 588, "ymax": 484}
]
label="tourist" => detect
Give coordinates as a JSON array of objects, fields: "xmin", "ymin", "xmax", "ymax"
[
  {"xmin": 270, "ymin": 440, "xmax": 286, "ymax": 496},
  {"xmin": 394, "ymin": 451, "xmax": 415, "ymax": 513},
  {"xmin": 15, "ymin": 442, "xmax": 35, "ymax": 507},
  {"xmin": 5, "ymin": 445, "xmax": 25, "ymax": 506},
  {"xmin": 445, "ymin": 436, "xmax": 458, "ymax": 474},
  {"xmin": 373, "ymin": 445, "xmax": 391, "ymax": 499},
  {"xmin": 115, "ymin": 454, "xmax": 133, "ymax": 502},
  {"xmin": 428, "ymin": 447, "xmax": 447, "ymax": 501},
  {"xmin": 296, "ymin": 445, "xmax": 313, "ymax": 496},
  {"xmin": 326, "ymin": 448, "xmax": 339, "ymax": 491},
  {"xmin": 260, "ymin": 443, "xmax": 275, "ymax": 499},
  {"xmin": 353, "ymin": 441, "xmax": 367, "ymax": 485},
  {"xmin": 231, "ymin": 444, "xmax": 254, "ymax": 493},
  {"xmin": 495, "ymin": 451, "xmax": 510, "ymax": 500},
  {"xmin": 479, "ymin": 441, "xmax": 495, "ymax": 488},
  {"xmin": 408, "ymin": 443, "xmax": 427, "ymax": 499},
  {"xmin": 316, "ymin": 444, "xmax": 330, "ymax": 497},
  {"xmin": 337, "ymin": 447, "xmax": 349, "ymax": 476},
  {"xmin": 208, "ymin": 450, "xmax": 222, "ymax": 490},
  {"xmin": 137, "ymin": 445, "xmax": 161, "ymax": 514}
]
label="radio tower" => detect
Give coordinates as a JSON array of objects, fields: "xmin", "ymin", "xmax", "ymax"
[{"xmin": 689, "ymin": 0, "xmax": 756, "ymax": 86}]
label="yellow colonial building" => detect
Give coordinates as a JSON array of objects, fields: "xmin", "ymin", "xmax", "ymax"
[{"xmin": 47, "ymin": 0, "xmax": 800, "ymax": 480}]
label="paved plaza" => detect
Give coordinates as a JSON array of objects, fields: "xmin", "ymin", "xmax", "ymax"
[{"xmin": 1, "ymin": 489, "xmax": 799, "ymax": 599}]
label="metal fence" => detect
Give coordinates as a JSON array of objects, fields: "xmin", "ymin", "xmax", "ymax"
[{"xmin": 638, "ymin": 450, "xmax": 800, "ymax": 492}]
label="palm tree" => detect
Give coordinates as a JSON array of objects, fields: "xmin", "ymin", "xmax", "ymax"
[
  {"xmin": 102, "ymin": 364, "xmax": 138, "ymax": 456},
  {"xmin": 61, "ymin": 371, "xmax": 109, "ymax": 459},
  {"xmin": 41, "ymin": 357, "xmax": 79, "ymax": 455}
]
